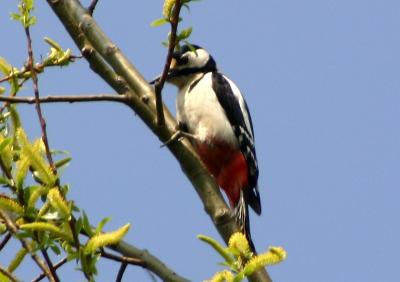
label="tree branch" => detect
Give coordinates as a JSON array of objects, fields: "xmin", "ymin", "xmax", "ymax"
[
  {"xmin": 40, "ymin": 249, "xmax": 60, "ymax": 282},
  {"xmin": 116, "ymin": 262, "xmax": 127, "ymax": 282},
  {"xmin": 154, "ymin": 0, "xmax": 182, "ymax": 126},
  {"xmin": 0, "ymin": 232, "xmax": 12, "ymax": 252},
  {"xmin": 45, "ymin": 1, "xmax": 272, "ymax": 281},
  {"xmin": 111, "ymin": 240, "xmax": 189, "ymax": 282},
  {"xmin": 0, "ymin": 210, "xmax": 55, "ymax": 282},
  {"xmin": 0, "ymin": 94, "xmax": 129, "ymax": 104},
  {"xmin": 101, "ymin": 249, "xmax": 144, "ymax": 266},
  {"xmin": 32, "ymin": 257, "xmax": 68, "ymax": 282},
  {"xmin": 24, "ymin": 17, "xmax": 57, "ymax": 175},
  {"xmin": 87, "ymin": 0, "xmax": 99, "ymax": 15},
  {"xmin": 0, "ymin": 265, "xmax": 18, "ymax": 282}
]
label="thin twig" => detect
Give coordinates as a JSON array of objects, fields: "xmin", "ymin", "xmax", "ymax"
[
  {"xmin": 0, "ymin": 210, "xmax": 54, "ymax": 282},
  {"xmin": 32, "ymin": 257, "xmax": 68, "ymax": 282},
  {"xmin": 116, "ymin": 262, "xmax": 128, "ymax": 282},
  {"xmin": 0, "ymin": 265, "xmax": 18, "ymax": 282},
  {"xmin": 40, "ymin": 249, "xmax": 60, "ymax": 282},
  {"xmin": 25, "ymin": 25, "xmax": 57, "ymax": 174},
  {"xmin": 87, "ymin": 0, "xmax": 99, "ymax": 15},
  {"xmin": 0, "ymin": 158, "xmax": 16, "ymax": 192},
  {"xmin": 101, "ymin": 249, "xmax": 144, "ymax": 267},
  {"xmin": 0, "ymin": 232, "xmax": 12, "ymax": 252},
  {"xmin": 154, "ymin": 0, "xmax": 183, "ymax": 126},
  {"xmin": 0, "ymin": 94, "xmax": 129, "ymax": 104}
]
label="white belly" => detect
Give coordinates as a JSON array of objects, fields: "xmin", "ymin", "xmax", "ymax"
[{"xmin": 176, "ymin": 73, "xmax": 239, "ymax": 147}]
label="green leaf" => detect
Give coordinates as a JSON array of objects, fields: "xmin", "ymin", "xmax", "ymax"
[
  {"xmin": 178, "ymin": 27, "xmax": 192, "ymax": 41},
  {"xmin": 27, "ymin": 15, "xmax": 36, "ymax": 27},
  {"xmin": 10, "ymin": 12, "xmax": 21, "ymax": 22},
  {"xmin": 150, "ymin": 17, "xmax": 169, "ymax": 27},
  {"xmin": 44, "ymin": 37, "xmax": 62, "ymax": 51},
  {"xmin": 94, "ymin": 217, "xmax": 111, "ymax": 235},
  {"xmin": 50, "ymin": 243, "xmax": 61, "ymax": 255},
  {"xmin": 54, "ymin": 157, "xmax": 71, "ymax": 171},
  {"xmin": 0, "ymin": 86, "xmax": 5, "ymax": 95},
  {"xmin": 20, "ymin": 222, "xmax": 74, "ymax": 242},
  {"xmin": 0, "ymin": 137, "xmax": 12, "ymax": 153},
  {"xmin": 198, "ymin": 234, "xmax": 234, "ymax": 265},
  {"xmin": 7, "ymin": 248, "xmax": 27, "ymax": 272},
  {"xmin": 0, "ymin": 57, "xmax": 11, "ymax": 75},
  {"xmin": 82, "ymin": 211, "xmax": 94, "ymax": 237}
]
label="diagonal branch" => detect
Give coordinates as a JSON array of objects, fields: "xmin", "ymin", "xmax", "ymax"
[
  {"xmin": 87, "ymin": 0, "xmax": 99, "ymax": 15},
  {"xmin": 32, "ymin": 257, "xmax": 68, "ymax": 282},
  {"xmin": 0, "ymin": 265, "xmax": 18, "ymax": 282},
  {"xmin": 45, "ymin": 1, "xmax": 272, "ymax": 281}
]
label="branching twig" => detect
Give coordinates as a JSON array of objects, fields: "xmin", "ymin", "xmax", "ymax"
[
  {"xmin": 40, "ymin": 249, "xmax": 60, "ymax": 282},
  {"xmin": 87, "ymin": 0, "xmax": 99, "ymax": 15},
  {"xmin": 0, "ymin": 210, "xmax": 55, "ymax": 282},
  {"xmin": 32, "ymin": 257, "xmax": 68, "ymax": 282},
  {"xmin": 0, "ymin": 94, "xmax": 129, "ymax": 104},
  {"xmin": 25, "ymin": 24, "xmax": 57, "ymax": 175},
  {"xmin": 154, "ymin": 0, "xmax": 182, "ymax": 126},
  {"xmin": 101, "ymin": 249, "xmax": 144, "ymax": 266},
  {"xmin": 0, "ymin": 265, "xmax": 18, "ymax": 282}
]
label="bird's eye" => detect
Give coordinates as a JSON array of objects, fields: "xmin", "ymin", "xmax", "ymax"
[{"xmin": 177, "ymin": 55, "xmax": 189, "ymax": 65}]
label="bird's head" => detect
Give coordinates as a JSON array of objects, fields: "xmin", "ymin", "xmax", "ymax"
[{"xmin": 164, "ymin": 44, "xmax": 217, "ymax": 86}]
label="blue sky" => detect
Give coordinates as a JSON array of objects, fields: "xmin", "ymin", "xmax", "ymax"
[{"xmin": 1, "ymin": 0, "xmax": 399, "ymax": 281}]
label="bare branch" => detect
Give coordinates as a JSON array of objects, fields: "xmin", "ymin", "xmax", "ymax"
[
  {"xmin": 0, "ymin": 94, "xmax": 129, "ymax": 104},
  {"xmin": 116, "ymin": 262, "xmax": 128, "ymax": 282},
  {"xmin": 0, "ymin": 265, "xmax": 18, "ymax": 282},
  {"xmin": 87, "ymin": 0, "xmax": 99, "ymax": 15},
  {"xmin": 154, "ymin": 0, "xmax": 183, "ymax": 126},
  {"xmin": 101, "ymin": 249, "xmax": 144, "ymax": 266},
  {"xmin": 0, "ymin": 210, "xmax": 54, "ymax": 282},
  {"xmin": 111, "ymin": 241, "xmax": 190, "ymax": 282},
  {"xmin": 0, "ymin": 232, "xmax": 12, "ymax": 252},
  {"xmin": 40, "ymin": 249, "xmax": 60, "ymax": 282},
  {"xmin": 24, "ymin": 22, "xmax": 57, "ymax": 175},
  {"xmin": 32, "ymin": 257, "xmax": 68, "ymax": 282}
]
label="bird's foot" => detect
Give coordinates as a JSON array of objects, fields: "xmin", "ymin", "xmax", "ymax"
[{"xmin": 161, "ymin": 130, "xmax": 198, "ymax": 148}]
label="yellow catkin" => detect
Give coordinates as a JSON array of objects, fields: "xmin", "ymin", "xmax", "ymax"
[
  {"xmin": 0, "ymin": 195, "xmax": 24, "ymax": 215},
  {"xmin": 243, "ymin": 246, "xmax": 287, "ymax": 276},
  {"xmin": 47, "ymin": 188, "xmax": 70, "ymax": 218},
  {"xmin": 85, "ymin": 223, "xmax": 131, "ymax": 254},
  {"xmin": 163, "ymin": 0, "xmax": 176, "ymax": 18},
  {"xmin": 207, "ymin": 270, "xmax": 234, "ymax": 282},
  {"xmin": 20, "ymin": 222, "xmax": 73, "ymax": 242},
  {"xmin": 228, "ymin": 232, "xmax": 250, "ymax": 256}
]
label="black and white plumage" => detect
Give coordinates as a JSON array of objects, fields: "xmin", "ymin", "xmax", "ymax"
[{"xmin": 166, "ymin": 44, "xmax": 261, "ymax": 250}]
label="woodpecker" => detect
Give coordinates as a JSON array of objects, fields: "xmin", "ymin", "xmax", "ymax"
[{"xmin": 165, "ymin": 44, "xmax": 261, "ymax": 250}]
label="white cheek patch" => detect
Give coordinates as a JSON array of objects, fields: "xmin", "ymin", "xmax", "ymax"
[{"xmin": 187, "ymin": 49, "xmax": 210, "ymax": 68}]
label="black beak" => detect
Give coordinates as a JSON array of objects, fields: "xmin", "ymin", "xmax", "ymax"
[
  {"xmin": 149, "ymin": 57, "xmax": 179, "ymax": 85},
  {"xmin": 149, "ymin": 76, "xmax": 160, "ymax": 85}
]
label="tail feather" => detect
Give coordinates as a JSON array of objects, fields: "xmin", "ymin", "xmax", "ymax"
[{"xmin": 235, "ymin": 191, "xmax": 256, "ymax": 253}]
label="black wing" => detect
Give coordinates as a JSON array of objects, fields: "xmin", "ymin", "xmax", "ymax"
[{"xmin": 211, "ymin": 72, "xmax": 261, "ymax": 215}]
